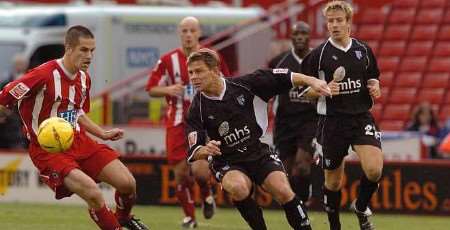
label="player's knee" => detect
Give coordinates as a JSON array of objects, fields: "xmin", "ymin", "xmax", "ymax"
[
  {"xmin": 272, "ymin": 184, "xmax": 295, "ymax": 204},
  {"xmin": 225, "ymin": 182, "xmax": 251, "ymax": 200},
  {"xmin": 364, "ymin": 167, "xmax": 382, "ymax": 182},
  {"xmin": 115, "ymin": 175, "xmax": 136, "ymax": 194},
  {"xmin": 325, "ymin": 179, "xmax": 342, "ymax": 191},
  {"xmin": 83, "ymin": 186, "xmax": 104, "ymax": 208}
]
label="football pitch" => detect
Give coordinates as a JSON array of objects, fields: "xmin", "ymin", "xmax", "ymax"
[{"xmin": 0, "ymin": 203, "xmax": 449, "ymax": 230}]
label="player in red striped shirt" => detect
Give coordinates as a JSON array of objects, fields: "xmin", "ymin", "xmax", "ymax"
[
  {"xmin": 146, "ymin": 16, "xmax": 230, "ymax": 228},
  {"xmin": 0, "ymin": 25, "xmax": 148, "ymax": 230}
]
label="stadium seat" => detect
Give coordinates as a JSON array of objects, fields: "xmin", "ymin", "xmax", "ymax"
[
  {"xmin": 421, "ymin": 0, "xmax": 447, "ymax": 8},
  {"xmin": 440, "ymin": 105, "xmax": 450, "ymax": 121},
  {"xmin": 365, "ymin": 40, "xmax": 379, "ymax": 54},
  {"xmin": 438, "ymin": 25, "xmax": 450, "ymax": 40},
  {"xmin": 416, "ymin": 9, "xmax": 444, "ymax": 24},
  {"xmin": 384, "ymin": 25, "xmax": 411, "ymax": 40},
  {"xmin": 446, "ymin": 92, "xmax": 450, "ymax": 104},
  {"xmin": 428, "ymin": 58, "xmax": 450, "ymax": 72},
  {"xmin": 359, "ymin": 8, "xmax": 387, "ymax": 24},
  {"xmin": 379, "ymin": 41, "xmax": 406, "ymax": 56},
  {"xmin": 389, "ymin": 8, "xmax": 416, "ymax": 24},
  {"xmin": 422, "ymin": 72, "xmax": 450, "ymax": 88},
  {"xmin": 379, "ymin": 120, "xmax": 406, "ymax": 131},
  {"xmin": 383, "ymin": 104, "xmax": 412, "ymax": 120},
  {"xmin": 433, "ymin": 42, "xmax": 450, "ymax": 56},
  {"xmin": 378, "ymin": 57, "xmax": 400, "ymax": 72},
  {"xmin": 377, "ymin": 87, "xmax": 390, "ymax": 104},
  {"xmin": 358, "ymin": 25, "xmax": 383, "ymax": 40},
  {"xmin": 411, "ymin": 25, "xmax": 438, "ymax": 41},
  {"xmin": 416, "ymin": 88, "xmax": 445, "ymax": 104},
  {"xmin": 380, "ymin": 72, "xmax": 394, "ymax": 87},
  {"xmin": 389, "ymin": 88, "xmax": 417, "ymax": 104},
  {"xmin": 444, "ymin": 9, "xmax": 450, "ymax": 24},
  {"xmin": 392, "ymin": 0, "xmax": 419, "ymax": 8},
  {"xmin": 371, "ymin": 104, "xmax": 383, "ymax": 121},
  {"xmin": 399, "ymin": 57, "xmax": 427, "ymax": 72},
  {"xmin": 406, "ymin": 41, "xmax": 433, "ymax": 56},
  {"xmin": 394, "ymin": 72, "xmax": 422, "ymax": 87}
]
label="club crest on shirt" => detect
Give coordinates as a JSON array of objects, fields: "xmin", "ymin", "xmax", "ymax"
[
  {"xmin": 188, "ymin": 131, "xmax": 197, "ymax": 148},
  {"xmin": 236, "ymin": 94, "xmax": 245, "ymax": 106},
  {"xmin": 355, "ymin": 50, "xmax": 363, "ymax": 60},
  {"xmin": 272, "ymin": 68, "xmax": 289, "ymax": 74},
  {"xmin": 9, "ymin": 82, "xmax": 30, "ymax": 99},
  {"xmin": 218, "ymin": 121, "xmax": 230, "ymax": 137}
]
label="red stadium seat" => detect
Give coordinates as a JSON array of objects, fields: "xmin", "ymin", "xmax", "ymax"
[
  {"xmin": 377, "ymin": 87, "xmax": 390, "ymax": 104},
  {"xmin": 411, "ymin": 25, "xmax": 438, "ymax": 41},
  {"xmin": 416, "ymin": 9, "xmax": 444, "ymax": 24},
  {"xmin": 380, "ymin": 72, "xmax": 394, "ymax": 87},
  {"xmin": 433, "ymin": 42, "xmax": 450, "ymax": 56},
  {"xmin": 416, "ymin": 88, "xmax": 445, "ymax": 104},
  {"xmin": 421, "ymin": 0, "xmax": 447, "ymax": 8},
  {"xmin": 379, "ymin": 41, "xmax": 406, "ymax": 56},
  {"xmin": 395, "ymin": 72, "xmax": 422, "ymax": 87},
  {"xmin": 358, "ymin": 25, "xmax": 383, "ymax": 40},
  {"xmin": 378, "ymin": 57, "xmax": 400, "ymax": 72},
  {"xmin": 440, "ymin": 105, "xmax": 450, "ymax": 121},
  {"xmin": 428, "ymin": 58, "xmax": 450, "ymax": 72},
  {"xmin": 399, "ymin": 57, "xmax": 427, "ymax": 72},
  {"xmin": 365, "ymin": 40, "xmax": 379, "ymax": 54},
  {"xmin": 384, "ymin": 25, "xmax": 411, "ymax": 40},
  {"xmin": 379, "ymin": 120, "xmax": 406, "ymax": 131},
  {"xmin": 359, "ymin": 9, "xmax": 387, "ymax": 24},
  {"xmin": 444, "ymin": 10, "xmax": 450, "ymax": 24},
  {"xmin": 371, "ymin": 104, "xmax": 383, "ymax": 121},
  {"xmin": 383, "ymin": 104, "xmax": 412, "ymax": 120},
  {"xmin": 446, "ymin": 92, "xmax": 450, "ymax": 104},
  {"xmin": 438, "ymin": 25, "xmax": 450, "ymax": 40},
  {"xmin": 389, "ymin": 88, "xmax": 417, "ymax": 104},
  {"xmin": 389, "ymin": 8, "xmax": 416, "ymax": 24},
  {"xmin": 392, "ymin": 0, "xmax": 419, "ymax": 8},
  {"xmin": 406, "ymin": 41, "xmax": 433, "ymax": 56},
  {"xmin": 422, "ymin": 73, "xmax": 450, "ymax": 88}
]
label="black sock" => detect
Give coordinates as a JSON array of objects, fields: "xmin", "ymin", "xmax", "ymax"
[
  {"xmin": 234, "ymin": 196, "xmax": 267, "ymax": 230},
  {"xmin": 282, "ymin": 196, "xmax": 312, "ymax": 230},
  {"xmin": 356, "ymin": 174, "xmax": 379, "ymax": 212},
  {"xmin": 323, "ymin": 187, "xmax": 341, "ymax": 230}
]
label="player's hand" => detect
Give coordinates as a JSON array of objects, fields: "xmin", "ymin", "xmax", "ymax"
[
  {"xmin": 166, "ymin": 84, "xmax": 184, "ymax": 97},
  {"xmin": 102, "ymin": 128, "xmax": 124, "ymax": 141},
  {"xmin": 310, "ymin": 78, "xmax": 332, "ymax": 97},
  {"xmin": 329, "ymin": 80, "xmax": 340, "ymax": 96},
  {"xmin": 367, "ymin": 79, "xmax": 381, "ymax": 99}
]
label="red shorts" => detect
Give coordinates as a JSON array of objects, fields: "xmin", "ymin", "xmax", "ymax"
[
  {"xmin": 29, "ymin": 132, "xmax": 119, "ymax": 199},
  {"xmin": 166, "ymin": 124, "xmax": 188, "ymax": 165}
]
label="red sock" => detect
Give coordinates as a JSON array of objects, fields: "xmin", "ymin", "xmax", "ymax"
[
  {"xmin": 115, "ymin": 192, "xmax": 136, "ymax": 223},
  {"xmin": 176, "ymin": 180, "xmax": 195, "ymax": 219},
  {"xmin": 89, "ymin": 204, "xmax": 122, "ymax": 230}
]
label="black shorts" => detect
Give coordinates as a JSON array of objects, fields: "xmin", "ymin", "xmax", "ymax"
[
  {"xmin": 274, "ymin": 117, "xmax": 318, "ymax": 161},
  {"xmin": 210, "ymin": 148, "xmax": 285, "ymax": 185},
  {"xmin": 316, "ymin": 112, "xmax": 381, "ymax": 170}
]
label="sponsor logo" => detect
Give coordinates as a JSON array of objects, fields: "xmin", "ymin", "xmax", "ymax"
[
  {"xmin": 272, "ymin": 68, "xmax": 289, "ymax": 74},
  {"xmin": 58, "ymin": 109, "xmax": 77, "ymax": 127},
  {"xmin": 188, "ymin": 131, "xmax": 197, "ymax": 148},
  {"xmin": 222, "ymin": 125, "xmax": 251, "ymax": 147},
  {"xmin": 337, "ymin": 78, "xmax": 362, "ymax": 94},
  {"xmin": 9, "ymin": 82, "xmax": 30, "ymax": 100},
  {"xmin": 218, "ymin": 121, "xmax": 230, "ymax": 137}
]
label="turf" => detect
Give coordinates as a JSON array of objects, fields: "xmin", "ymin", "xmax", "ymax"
[{"xmin": 0, "ymin": 203, "xmax": 449, "ymax": 229}]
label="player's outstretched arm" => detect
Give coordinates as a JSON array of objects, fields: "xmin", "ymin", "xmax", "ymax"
[
  {"xmin": 148, "ymin": 84, "xmax": 185, "ymax": 97},
  {"xmin": 292, "ymin": 72, "xmax": 331, "ymax": 97},
  {"xmin": 78, "ymin": 114, "xmax": 124, "ymax": 141},
  {"xmin": 192, "ymin": 140, "xmax": 222, "ymax": 161}
]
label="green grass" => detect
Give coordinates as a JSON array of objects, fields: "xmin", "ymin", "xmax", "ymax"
[{"xmin": 0, "ymin": 203, "xmax": 449, "ymax": 229}]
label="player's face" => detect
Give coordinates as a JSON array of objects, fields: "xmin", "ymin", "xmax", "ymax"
[
  {"xmin": 326, "ymin": 9, "xmax": 351, "ymax": 42},
  {"xmin": 291, "ymin": 29, "xmax": 309, "ymax": 52},
  {"xmin": 188, "ymin": 61, "xmax": 218, "ymax": 92},
  {"xmin": 67, "ymin": 37, "xmax": 95, "ymax": 72},
  {"xmin": 178, "ymin": 21, "xmax": 201, "ymax": 50}
]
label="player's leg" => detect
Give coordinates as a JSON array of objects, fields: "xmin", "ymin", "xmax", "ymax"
[
  {"xmin": 64, "ymin": 169, "xmax": 122, "ymax": 230},
  {"xmin": 191, "ymin": 159, "xmax": 215, "ymax": 219},
  {"xmin": 292, "ymin": 147, "xmax": 313, "ymax": 203},
  {"xmin": 173, "ymin": 159, "xmax": 197, "ymax": 228},
  {"xmin": 221, "ymin": 169, "xmax": 267, "ymax": 230},
  {"xmin": 323, "ymin": 163, "xmax": 345, "ymax": 230}
]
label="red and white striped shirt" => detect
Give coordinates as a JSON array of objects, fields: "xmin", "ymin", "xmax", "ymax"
[
  {"xmin": 0, "ymin": 59, "xmax": 91, "ymax": 144},
  {"xmin": 146, "ymin": 48, "xmax": 230, "ymax": 128}
]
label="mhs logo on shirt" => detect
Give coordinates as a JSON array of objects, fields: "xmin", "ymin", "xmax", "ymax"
[
  {"xmin": 218, "ymin": 121, "xmax": 251, "ymax": 147},
  {"xmin": 338, "ymin": 78, "xmax": 362, "ymax": 94}
]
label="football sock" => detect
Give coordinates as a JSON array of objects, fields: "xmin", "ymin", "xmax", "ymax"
[
  {"xmin": 115, "ymin": 191, "xmax": 136, "ymax": 222},
  {"xmin": 356, "ymin": 174, "xmax": 379, "ymax": 212},
  {"xmin": 89, "ymin": 204, "xmax": 122, "ymax": 230},
  {"xmin": 176, "ymin": 179, "xmax": 196, "ymax": 220},
  {"xmin": 323, "ymin": 187, "xmax": 341, "ymax": 230},
  {"xmin": 234, "ymin": 196, "xmax": 267, "ymax": 230},
  {"xmin": 282, "ymin": 196, "xmax": 312, "ymax": 230},
  {"xmin": 197, "ymin": 177, "xmax": 212, "ymax": 200},
  {"xmin": 290, "ymin": 175, "xmax": 312, "ymax": 203}
]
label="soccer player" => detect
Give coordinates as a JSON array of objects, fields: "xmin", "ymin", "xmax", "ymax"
[
  {"xmin": 0, "ymin": 25, "xmax": 148, "ymax": 230},
  {"xmin": 301, "ymin": 1, "xmax": 383, "ymax": 230},
  {"xmin": 146, "ymin": 16, "xmax": 229, "ymax": 228},
  {"xmin": 185, "ymin": 48, "xmax": 331, "ymax": 230},
  {"xmin": 268, "ymin": 21, "xmax": 317, "ymax": 204}
]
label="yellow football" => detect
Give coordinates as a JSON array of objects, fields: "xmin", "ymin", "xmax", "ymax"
[{"xmin": 37, "ymin": 117, "xmax": 74, "ymax": 153}]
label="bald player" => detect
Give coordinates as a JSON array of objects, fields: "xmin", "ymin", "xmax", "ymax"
[
  {"xmin": 146, "ymin": 16, "xmax": 230, "ymax": 229},
  {"xmin": 268, "ymin": 21, "xmax": 318, "ymax": 205}
]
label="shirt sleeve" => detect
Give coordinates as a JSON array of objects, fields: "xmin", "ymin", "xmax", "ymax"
[
  {"xmin": 146, "ymin": 59, "xmax": 169, "ymax": 91},
  {"xmin": 366, "ymin": 45, "xmax": 380, "ymax": 80},
  {"xmin": 234, "ymin": 68, "xmax": 293, "ymax": 102},
  {"xmin": 185, "ymin": 96, "xmax": 208, "ymax": 163},
  {"xmin": 0, "ymin": 68, "xmax": 46, "ymax": 108}
]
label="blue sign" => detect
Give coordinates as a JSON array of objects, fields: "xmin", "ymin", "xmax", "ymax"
[{"xmin": 127, "ymin": 47, "xmax": 159, "ymax": 68}]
